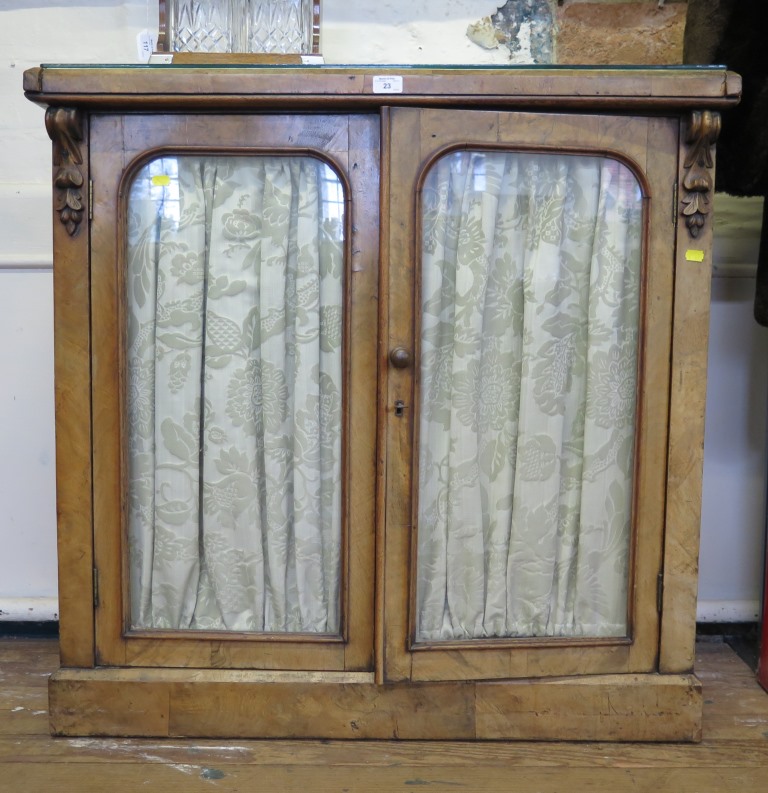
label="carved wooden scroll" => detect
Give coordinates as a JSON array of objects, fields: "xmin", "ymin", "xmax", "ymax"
[
  {"xmin": 45, "ymin": 107, "xmax": 85, "ymax": 237},
  {"xmin": 681, "ymin": 110, "xmax": 721, "ymax": 239}
]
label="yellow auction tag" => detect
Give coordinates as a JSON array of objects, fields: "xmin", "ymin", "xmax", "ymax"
[
  {"xmin": 685, "ymin": 249, "xmax": 705, "ymax": 262},
  {"xmin": 151, "ymin": 174, "xmax": 171, "ymax": 187}
]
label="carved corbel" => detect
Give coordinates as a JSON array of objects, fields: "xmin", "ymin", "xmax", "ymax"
[
  {"xmin": 45, "ymin": 107, "xmax": 85, "ymax": 237},
  {"xmin": 680, "ymin": 110, "xmax": 721, "ymax": 239}
]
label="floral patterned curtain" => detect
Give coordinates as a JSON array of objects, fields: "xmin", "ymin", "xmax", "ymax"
[
  {"xmin": 126, "ymin": 155, "xmax": 344, "ymax": 633},
  {"xmin": 416, "ymin": 151, "xmax": 643, "ymax": 642}
]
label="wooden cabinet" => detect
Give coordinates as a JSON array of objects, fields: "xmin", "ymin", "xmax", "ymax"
[{"xmin": 24, "ymin": 65, "xmax": 741, "ymax": 741}]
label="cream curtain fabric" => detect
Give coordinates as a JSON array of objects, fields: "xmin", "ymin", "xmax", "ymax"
[
  {"xmin": 416, "ymin": 151, "xmax": 643, "ymax": 641},
  {"xmin": 126, "ymin": 155, "xmax": 344, "ymax": 633}
]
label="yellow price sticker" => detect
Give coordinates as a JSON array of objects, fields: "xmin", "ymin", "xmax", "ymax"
[
  {"xmin": 151, "ymin": 174, "xmax": 171, "ymax": 187},
  {"xmin": 685, "ymin": 249, "xmax": 705, "ymax": 263}
]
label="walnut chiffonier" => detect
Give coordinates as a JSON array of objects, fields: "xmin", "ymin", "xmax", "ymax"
[{"xmin": 24, "ymin": 64, "xmax": 740, "ymax": 740}]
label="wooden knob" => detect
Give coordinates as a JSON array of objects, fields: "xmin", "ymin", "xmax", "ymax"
[{"xmin": 389, "ymin": 347, "xmax": 411, "ymax": 369}]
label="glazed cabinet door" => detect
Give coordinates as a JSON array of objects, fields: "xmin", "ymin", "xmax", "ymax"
[
  {"xmin": 90, "ymin": 113, "xmax": 379, "ymax": 671},
  {"xmin": 382, "ymin": 107, "xmax": 678, "ymax": 682}
]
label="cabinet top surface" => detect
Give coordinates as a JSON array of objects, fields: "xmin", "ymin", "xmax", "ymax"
[{"xmin": 23, "ymin": 65, "xmax": 741, "ymax": 112}]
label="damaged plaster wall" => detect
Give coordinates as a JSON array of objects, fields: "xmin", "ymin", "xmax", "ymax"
[
  {"xmin": 468, "ymin": 0, "xmax": 555, "ymax": 63},
  {"xmin": 466, "ymin": 1, "xmax": 689, "ymax": 66}
]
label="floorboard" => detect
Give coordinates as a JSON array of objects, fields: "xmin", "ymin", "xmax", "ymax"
[{"xmin": 1, "ymin": 638, "xmax": 767, "ymax": 792}]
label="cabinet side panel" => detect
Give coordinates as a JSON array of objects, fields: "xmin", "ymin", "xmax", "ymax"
[
  {"xmin": 659, "ymin": 115, "xmax": 715, "ymax": 673},
  {"xmin": 51, "ymin": 113, "xmax": 95, "ymax": 668}
]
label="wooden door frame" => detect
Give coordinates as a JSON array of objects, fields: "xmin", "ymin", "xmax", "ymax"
[
  {"xmin": 381, "ymin": 106, "xmax": 678, "ymax": 683},
  {"xmin": 90, "ymin": 112, "xmax": 379, "ymax": 671}
]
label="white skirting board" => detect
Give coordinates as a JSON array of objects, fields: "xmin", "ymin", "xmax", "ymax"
[
  {"xmin": 0, "ymin": 598, "xmax": 759, "ymax": 625},
  {"xmin": 0, "ymin": 598, "xmax": 59, "ymax": 622},
  {"xmin": 696, "ymin": 599, "xmax": 762, "ymax": 623}
]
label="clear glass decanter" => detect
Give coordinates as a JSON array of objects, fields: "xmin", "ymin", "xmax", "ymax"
[
  {"xmin": 246, "ymin": 0, "xmax": 313, "ymax": 54},
  {"xmin": 169, "ymin": 0, "xmax": 235, "ymax": 53}
]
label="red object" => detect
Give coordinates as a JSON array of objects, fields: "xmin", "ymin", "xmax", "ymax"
[{"xmin": 759, "ymin": 544, "xmax": 768, "ymax": 691}]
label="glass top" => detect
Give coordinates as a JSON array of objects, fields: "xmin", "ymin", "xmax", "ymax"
[{"xmin": 39, "ymin": 63, "xmax": 729, "ymax": 72}]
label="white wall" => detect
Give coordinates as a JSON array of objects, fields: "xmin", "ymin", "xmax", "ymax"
[
  {"xmin": 0, "ymin": 1, "xmax": 765, "ymax": 622},
  {"xmin": 698, "ymin": 196, "xmax": 767, "ymax": 622}
]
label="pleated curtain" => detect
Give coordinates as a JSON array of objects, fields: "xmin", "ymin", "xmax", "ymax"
[
  {"xmin": 416, "ymin": 151, "xmax": 643, "ymax": 641},
  {"xmin": 125, "ymin": 155, "xmax": 344, "ymax": 633},
  {"xmin": 125, "ymin": 148, "xmax": 642, "ymax": 642}
]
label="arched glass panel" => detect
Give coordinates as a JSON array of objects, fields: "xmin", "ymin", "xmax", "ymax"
[
  {"xmin": 125, "ymin": 154, "xmax": 345, "ymax": 634},
  {"xmin": 416, "ymin": 150, "xmax": 643, "ymax": 642}
]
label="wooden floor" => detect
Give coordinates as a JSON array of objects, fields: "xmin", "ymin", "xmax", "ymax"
[{"xmin": 1, "ymin": 639, "xmax": 767, "ymax": 792}]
